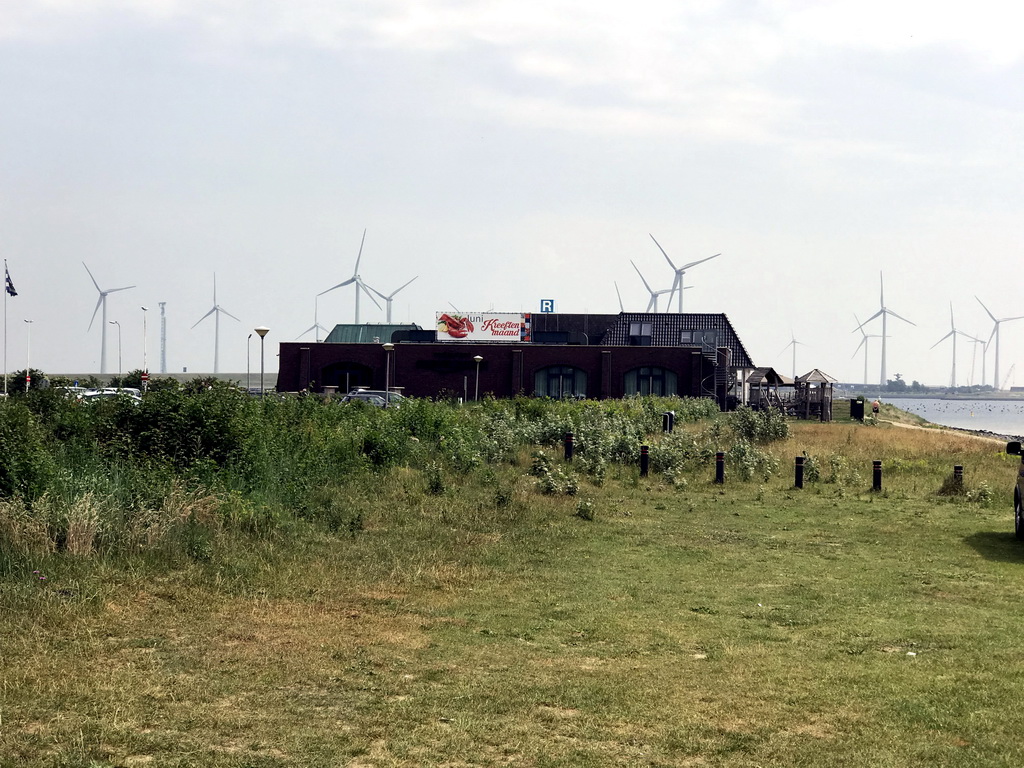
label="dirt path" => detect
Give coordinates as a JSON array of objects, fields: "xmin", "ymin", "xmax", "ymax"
[{"xmin": 880, "ymin": 418, "xmax": 1008, "ymax": 444}]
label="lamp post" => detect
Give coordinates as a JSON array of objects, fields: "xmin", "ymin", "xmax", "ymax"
[
  {"xmin": 382, "ymin": 342, "xmax": 394, "ymax": 407},
  {"xmin": 246, "ymin": 332, "xmax": 253, "ymax": 394},
  {"xmin": 473, "ymin": 355, "xmax": 483, "ymax": 401},
  {"xmin": 254, "ymin": 326, "xmax": 269, "ymax": 397},
  {"xmin": 141, "ymin": 306, "xmax": 149, "ymax": 391},
  {"xmin": 109, "ymin": 320, "xmax": 122, "ymax": 377},
  {"xmin": 24, "ymin": 319, "xmax": 32, "ymax": 390}
]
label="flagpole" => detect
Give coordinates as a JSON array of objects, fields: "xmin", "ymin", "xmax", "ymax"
[{"xmin": 3, "ymin": 259, "xmax": 7, "ymax": 396}]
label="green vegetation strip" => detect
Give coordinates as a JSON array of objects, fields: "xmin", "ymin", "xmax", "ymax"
[{"xmin": 1, "ymin": 387, "xmax": 1022, "ymax": 766}]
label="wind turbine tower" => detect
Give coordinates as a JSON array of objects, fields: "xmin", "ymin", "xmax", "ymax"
[
  {"xmin": 192, "ymin": 274, "xmax": 239, "ymax": 373},
  {"xmin": 159, "ymin": 302, "xmax": 167, "ymax": 374},
  {"xmin": 83, "ymin": 262, "xmax": 135, "ymax": 375},
  {"xmin": 975, "ymin": 296, "xmax": 1024, "ymax": 391},
  {"xmin": 649, "ymin": 234, "xmax": 720, "ymax": 313},
  {"xmin": 856, "ymin": 272, "xmax": 914, "ymax": 387},
  {"xmin": 298, "ymin": 295, "xmax": 330, "ymax": 342},
  {"xmin": 368, "ymin": 276, "xmax": 419, "ymax": 323},
  {"xmin": 852, "ymin": 313, "xmax": 883, "ymax": 386},
  {"xmin": 630, "ymin": 260, "xmax": 672, "ymax": 312},
  {"xmin": 319, "ymin": 229, "xmax": 382, "ymax": 324},
  {"xmin": 780, "ymin": 332, "xmax": 806, "ymax": 380},
  {"xmin": 930, "ymin": 302, "xmax": 980, "ymax": 388}
]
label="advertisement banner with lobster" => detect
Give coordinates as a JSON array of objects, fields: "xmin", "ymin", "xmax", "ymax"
[{"xmin": 435, "ymin": 312, "xmax": 531, "ymax": 342}]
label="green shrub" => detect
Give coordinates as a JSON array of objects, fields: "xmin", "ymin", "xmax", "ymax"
[{"xmin": 0, "ymin": 400, "xmax": 55, "ymax": 499}]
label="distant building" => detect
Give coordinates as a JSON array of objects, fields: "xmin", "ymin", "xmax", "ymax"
[{"xmin": 277, "ymin": 312, "xmax": 756, "ymax": 408}]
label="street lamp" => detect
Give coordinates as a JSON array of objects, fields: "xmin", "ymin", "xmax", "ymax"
[
  {"xmin": 473, "ymin": 355, "xmax": 483, "ymax": 401},
  {"xmin": 109, "ymin": 320, "xmax": 122, "ymax": 377},
  {"xmin": 254, "ymin": 326, "xmax": 269, "ymax": 397},
  {"xmin": 141, "ymin": 306, "xmax": 149, "ymax": 391},
  {"xmin": 246, "ymin": 332, "xmax": 253, "ymax": 394},
  {"xmin": 382, "ymin": 342, "xmax": 394, "ymax": 407},
  {"xmin": 24, "ymin": 319, "xmax": 32, "ymax": 390}
]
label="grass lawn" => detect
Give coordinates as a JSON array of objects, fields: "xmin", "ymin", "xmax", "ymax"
[{"xmin": 3, "ymin": 419, "xmax": 1024, "ymax": 766}]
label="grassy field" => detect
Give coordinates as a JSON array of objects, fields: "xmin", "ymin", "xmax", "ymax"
[{"xmin": 3, "ymin": 413, "xmax": 1024, "ymax": 766}]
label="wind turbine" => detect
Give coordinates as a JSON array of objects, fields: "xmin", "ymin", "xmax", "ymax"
[
  {"xmin": 630, "ymin": 260, "xmax": 672, "ymax": 312},
  {"xmin": 649, "ymin": 234, "xmax": 720, "ymax": 313},
  {"xmin": 367, "ymin": 276, "xmax": 419, "ymax": 323},
  {"xmin": 975, "ymin": 296, "xmax": 1024, "ymax": 391},
  {"xmin": 852, "ymin": 313, "xmax": 883, "ymax": 386},
  {"xmin": 297, "ymin": 295, "xmax": 330, "ymax": 342},
  {"xmin": 191, "ymin": 274, "xmax": 239, "ymax": 373},
  {"xmin": 614, "ymin": 282, "xmax": 625, "ymax": 312},
  {"xmin": 855, "ymin": 272, "xmax": 915, "ymax": 387},
  {"xmin": 930, "ymin": 302, "xmax": 981, "ymax": 388},
  {"xmin": 83, "ymin": 262, "xmax": 135, "ymax": 375},
  {"xmin": 779, "ymin": 331, "xmax": 806, "ymax": 380},
  {"xmin": 318, "ymin": 229, "xmax": 381, "ymax": 325},
  {"xmin": 966, "ymin": 335, "xmax": 988, "ymax": 387}
]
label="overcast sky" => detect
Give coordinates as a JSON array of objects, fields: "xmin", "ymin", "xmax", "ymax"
[{"xmin": 3, "ymin": 1, "xmax": 1024, "ymax": 387}]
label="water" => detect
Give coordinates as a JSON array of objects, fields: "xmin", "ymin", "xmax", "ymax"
[{"xmin": 884, "ymin": 398, "xmax": 1024, "ymax": 438}]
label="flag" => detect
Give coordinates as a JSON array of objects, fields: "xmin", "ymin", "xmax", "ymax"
[{"xmin": 4, "ymin": 265, "xmax": 15, "ymax": 297}]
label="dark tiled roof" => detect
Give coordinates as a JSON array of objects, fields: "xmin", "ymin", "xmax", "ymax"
[
  {"xmin": 531, "ymin": 312, "xmax": 755, "ymax": 368},
  {"xmin": 608, "ymin": 313, "xmax": 755, "ymax": 368}
]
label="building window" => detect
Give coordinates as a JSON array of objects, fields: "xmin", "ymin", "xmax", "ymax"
[
  {"xmin": 624, "ymin": 366, "xmax": 677, "ymax": 396},
  {"xmin": 534, "ymin": 366, "xmax": 587, "ymax": 398},
  {"xmin": 680, "ymin": 331, "xmax": 692, "ymax": 344},
  {"xmin": 629, "ymin": 322, "xmax": 653, "ymax": 346}
]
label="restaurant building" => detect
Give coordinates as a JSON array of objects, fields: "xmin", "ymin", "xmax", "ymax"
[{"xmin": 277, "ymin": 311, "xmax": 756, "ymax": 409}]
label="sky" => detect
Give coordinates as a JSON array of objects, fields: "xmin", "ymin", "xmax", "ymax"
[{"xmin": 3, "ymin": 0, "xmax": 1024, "ymax": 387}]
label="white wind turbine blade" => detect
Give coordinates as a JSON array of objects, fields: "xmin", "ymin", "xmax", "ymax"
[
  {"xmin": 930, "ymin": 329, "xmax": 955, "ymax": 349},
  {"xmin": 886, "ymin": 309, "xmax": 915, "ymax": 326},
  {"xmin": 88, "ymin": 294, "xmax": 104, "ymax": 331},
  {"xmin": 358, "ymin": 281, "xmax": 382, "ymax": 309},
  {"xmin": 218, "ymin": 306, "xmax": 241, "ymax": 322},
  {"xmin": 352, "ymin": 229, "xmax": 367, "ymax": 275},
  {"xmin": 318, "ymin": 276, "xmax": 356, "ymax": 296},
  {"xmin": 649, "ymin": 234, "xmax": 677, "ymax": 270},
  {"xmin": 855, "ymin": 309, "xmax": 884, "ymax": 331},
  {"xmin": 976, "ymin": 296, "xmax": 997, "ymax": 324},
  {"xmin": 388, "ymin": 276, "xmax": 418, "ymax": 299},
  {"xmin": 614, "ymin": 282, "xmax": 624, "ymax": 311},
  {"xmin": 678, "ymin": 253, "xmax": 720, "ymax": 272},
  {"xmin": 191, "ymin": 306, "xmax": 217, "ymax": 328},
  {"xmin": 630, "ymin": 260, "xmax": 655, "ymax": 294},
  {"xmin": 83, "ymin": 262, "xmax": 102, "ymax": 292}
]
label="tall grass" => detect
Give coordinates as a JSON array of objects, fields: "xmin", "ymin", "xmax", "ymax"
[{"xmin": 0, "ymin": 388, "xmax": 723, "ymax": 565}]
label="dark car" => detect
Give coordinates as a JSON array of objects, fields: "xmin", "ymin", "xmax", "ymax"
[{"xmin": 1006, "ymin": 441, "xmax": 1024, "ymax": 538}]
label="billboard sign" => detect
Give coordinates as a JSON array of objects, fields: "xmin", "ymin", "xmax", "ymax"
[{"xmin": 436, "ymin": 312, "xmax": 531, "ymax": 342}]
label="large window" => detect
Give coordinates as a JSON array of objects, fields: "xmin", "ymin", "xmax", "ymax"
[
  {"xmin": 534, "ymin": 366, "xmax": 587, "ymax": 398},
  {"xmin": 624, "ymin": 366, "xmax": 677, "ymax": 396},
  {"xmin": 629, "ymin": 322, "xmax": 653, "ymax": 346}
]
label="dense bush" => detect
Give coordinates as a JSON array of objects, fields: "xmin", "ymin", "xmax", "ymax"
[{"xmin": 0, "ymin": 389, "xmax": 736, "ymax": 561}]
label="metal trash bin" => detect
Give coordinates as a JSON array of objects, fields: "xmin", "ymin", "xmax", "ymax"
[{"xmin": 850, "ymin": 397, "xmax": 865, "ymax": 421}]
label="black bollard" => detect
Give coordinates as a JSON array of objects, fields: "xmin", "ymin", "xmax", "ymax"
[
  {"xmin": 795, "ymin": 455, "xmax": 805, "ymax": 489},
  {"xmin": 640, "ymin": 445, "xmax": 650, "ymax": 477},
  {"xmin": 872, "ymin": 460, "xmax": 882, "ymax": 492},
  {"xmin": 564, "ymin": 432, "xmax": 574, "ymax": 462},
  {"xmin": 715, "ymin": 451, "xmax": 725, "ymax": 484},
  {"xmin": 953, "ymin": 464, "xmax": 963, "ymax": 488}
]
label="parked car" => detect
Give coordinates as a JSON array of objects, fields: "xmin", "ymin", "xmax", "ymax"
[
  {"xmin": 80, "ymin": 389, "xmax": 142, "ymax": 406},
  {"xmin": 1006, "ymin": 441, "xmax": 1024, "ymax": 539},
  {"xmin": 340, "ymin": 389, "xmax": 405, "ymax": 408}
]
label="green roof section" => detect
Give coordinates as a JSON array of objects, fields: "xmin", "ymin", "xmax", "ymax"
[{"xmin": 324, "ymin": 324, "xmax": 421, "ymax": 344}]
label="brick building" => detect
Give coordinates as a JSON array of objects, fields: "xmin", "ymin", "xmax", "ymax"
[{"xmin": 277, "ymin": 312, "xmax": 756, "ymax": 409}]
